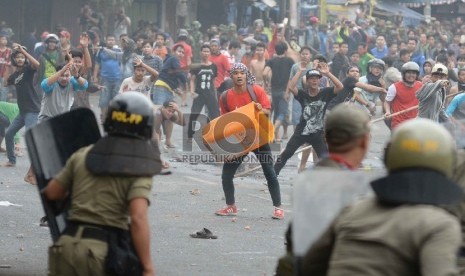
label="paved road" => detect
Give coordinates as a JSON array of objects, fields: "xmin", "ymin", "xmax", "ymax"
[{"xmin": 0, "ymin": 95, "xmax": 390, "ymax": 276}]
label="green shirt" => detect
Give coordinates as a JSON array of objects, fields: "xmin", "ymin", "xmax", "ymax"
[
  {"xmin": 0, "ymin": 102, "xmax": 19, "ymax": 121},
  {"xmin": 358, "ymin": 53, "xmax": 375, "ymax": 77},
  {"xmin": 55, "ymin": 145, "xmax": 153, "ymax": 230},
  {"xmin": 0, "ymin": 102, "xmax": 20, "ymax": 143}
]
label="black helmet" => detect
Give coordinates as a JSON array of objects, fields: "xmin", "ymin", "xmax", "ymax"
[{"xmin": 104, "ymin": 92, "xmax": 154, "ymax": 140}]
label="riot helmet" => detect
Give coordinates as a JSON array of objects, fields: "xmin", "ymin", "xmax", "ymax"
[
  {"xmin": 384, "ymin": 119, "xmax": 456, "ymax": 177},
  {"xmin": 104, "ymin": 92, "xmax": 154, "ymax": 140}
]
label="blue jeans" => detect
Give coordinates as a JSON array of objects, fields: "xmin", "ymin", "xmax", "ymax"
[
  {"xmin": 274, "ymin": 131, "xmax": 328, "ymax": 176},
  {"xmin": 5, "ymin": 112, "xmax": 38, "ymax": 164},
  {"xmin": 98, "ymin": 78, "xmax": 121, "ymax": 108},
  {"xmin": 221, "ymin": 144, "xmax": 281, "ymax": 207},
  {"xmin": 272, "ymin": 95, "xmax": 289, "ymax": 122},
  {"xmin": 152, "ymin": 85, "xmax": 174, "ymax": 105}
]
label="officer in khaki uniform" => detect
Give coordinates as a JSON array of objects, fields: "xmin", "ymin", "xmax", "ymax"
[
  {"xmin": 299, "ymin": 119, "xmax": 463, "ymax": 276},
  {"xmin": 313, "ymin": 104, "xmax": 371, "ymax": 170},
  {"xmin": 452, "ymin": 149, "xmax": 465, "ymax": 274},
  {"xmin": 275, "ymin": 105, "xmax": 372, "ymax": 275},
  {"xmin": 44, "ymin": 92, "xmax": 161, "ymax": 276}
]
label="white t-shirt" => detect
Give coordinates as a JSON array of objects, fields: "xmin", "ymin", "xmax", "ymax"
[{"xmin": 119, "ymin": 76, "xmax": 153, "ymax": 98}]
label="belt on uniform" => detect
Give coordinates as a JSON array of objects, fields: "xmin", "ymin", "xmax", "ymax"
[{"xmin": 62, "ymin": 223, "xmax": 108, "ymax": 243}]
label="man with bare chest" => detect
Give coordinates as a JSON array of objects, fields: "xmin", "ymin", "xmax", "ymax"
[{"xmin": 249, "ymin": 42, "xmax": 266, "ymax": 88}]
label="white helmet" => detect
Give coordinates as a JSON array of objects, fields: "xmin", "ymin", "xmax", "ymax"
[{"xmin": 401, "ymin": 61, "xmax": 420, "ymax": 74}]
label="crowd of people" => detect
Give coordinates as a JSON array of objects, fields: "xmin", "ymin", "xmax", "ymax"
[{"xmin": 1, "ymin": 2, "xmax": 465, "ymax": 275}]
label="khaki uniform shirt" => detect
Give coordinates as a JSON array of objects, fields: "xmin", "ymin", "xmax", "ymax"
[
  {"xmin": 452, "ymin": 150, "xmax": 465, "ymax": 273},
  {"xmin": 55, "ymin": 145, "xmax": 153, "ymax": 230},
  {"xmin": 302, "ymin": 197, "xmax": 461, "ymax": 276}
]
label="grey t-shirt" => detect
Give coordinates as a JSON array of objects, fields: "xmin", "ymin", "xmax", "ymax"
[{"xmin": 39, "ymin": 78, "xmax": 88, "ymax": 121}]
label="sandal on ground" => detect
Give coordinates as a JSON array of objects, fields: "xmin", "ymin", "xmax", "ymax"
[
  {"xmin": 39, "ymin": 216, "xmax": 49, "ymax": 227},
  {"xmin": 1, "ymin": 161, "xmax": 15, "ymax": 167},
  {"xmin": 165, "ymin": 144, "xmax": 176, "ymax": 148},
  {"xmin": 24, "ymin": 176, "xmax": 37, "ymax": 185},
  {"xmin": 190, "ymin": 228, "xmax": 218, "ymax": 239}
]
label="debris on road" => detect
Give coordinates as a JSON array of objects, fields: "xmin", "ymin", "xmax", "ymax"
[{"xmin": 0, "ymin": 201, "xmax": 22, "ymax": 207}]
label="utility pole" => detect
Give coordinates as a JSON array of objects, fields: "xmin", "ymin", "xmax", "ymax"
[
  {"xmin": 289, "ymin": 0, "xmax": 299, "ymax": 28},
  {"xmin": 319, "ymin": 0, "xmax": 327, "ymax": 24},
  {"xmin": 424, "ymin": 0, "xmax": 432, "ymax": 23}
]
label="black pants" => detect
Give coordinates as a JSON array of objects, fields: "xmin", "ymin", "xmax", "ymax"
[
  {"xmin": 0, "ymin": 111, "xmax": 9, "ymax": 137},
  {"xmin": 274, "ymin": 131, "xmax": 328, "ymax": 175},
  {"xmin": 187, "ymin": 92, "xmax": 220, "ymax": 138},
  {"xmin": 222, "ymin": 144, "xmax": 281, "ymax": 207}
]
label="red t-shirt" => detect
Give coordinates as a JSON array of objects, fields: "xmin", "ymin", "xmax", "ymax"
[
  {"xmin": 0, "ymin": 47, "xmax": 11, "ymax": 77},
  {"xmin": 391, "ymin": 81, "xmax": 422, "ymax": 129},
  {"xmin": 173, "ymin": 41, "xmax": 192, "ymax": 68},
  {"xmin": 219, "ymin": 84, "xmax": 271, "ymax": 115},
  {"xmin": 209, "ymin": 53, "xmax": 231, "ymax": 89}
]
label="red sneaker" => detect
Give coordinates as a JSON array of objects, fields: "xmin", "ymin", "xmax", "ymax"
[
  {"xmin": 272, "ymin": 207, "xmax": 284, "ymax": 220},
  {"xmin": 215, "ymin": 205, "xmax": 238, "ymax": 216}
]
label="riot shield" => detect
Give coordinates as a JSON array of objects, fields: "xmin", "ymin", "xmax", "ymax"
[
  {"xmin": 292, "ymin": 169, "xmax": 384, "ymax": 256},
  {"xmin": 25, "ymin": 108, "xmax": 101, "ymax": 241}
]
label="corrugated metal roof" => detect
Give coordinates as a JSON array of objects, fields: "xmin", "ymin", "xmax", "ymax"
[
  {"xmin": 398, "ymin": 0, "xmax": 458, "ymax": 7},
  {"xmin": 326, "ymin": 0, "xmax": 366, "ymax": 4},
  {"xmin": 376, "ymin": 0, "xmax": 425, "ymax": 20}
]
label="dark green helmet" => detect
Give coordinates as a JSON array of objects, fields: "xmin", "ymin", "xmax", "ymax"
[
  {"xmin": 104, "ymin": 92, "xmax": 154, "ymax": 140},
  {"xmin": 385, "ymin": 119, "xmax": 455, "ymax": 177}
]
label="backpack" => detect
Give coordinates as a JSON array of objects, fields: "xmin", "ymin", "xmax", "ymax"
[{"xmin": 220, "ymin": 84, "xmax": 257, "ymax": 113}]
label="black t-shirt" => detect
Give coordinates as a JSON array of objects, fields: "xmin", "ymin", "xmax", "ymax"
[
  {"xmin": 7, "ymin": 64, "xmax": 40, "ymax": 113},
  {"xmin": 265, "ymin": 56, "xmax": 295, "ymax": 95},
  {"xmin": 326, "ymin": 77, "xmax": 358, "ymax": 111},
  {"xmin": 295, "ymin": 87, "xmax": 336, "ymax": 135},
  {"xmin": 190, "ymin": 63, "xmax": 217, "ymax": 95}
]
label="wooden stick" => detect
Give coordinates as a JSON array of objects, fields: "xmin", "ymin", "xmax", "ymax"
[
  {"xmin": 370, "ymin": 105, "xmax": 418, "ymax": 123},
  {"xmin": 234, "ymin": 145, "xmax": 313, "ymax": 178},
  {"xmin": 370, "ymin": 91, "xmax": 464, "ymax": 124}
]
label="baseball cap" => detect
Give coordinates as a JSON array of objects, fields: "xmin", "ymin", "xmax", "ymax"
[
  {"xmin": 210, "ymin": 38, "xmax": 220, "ymax": 45},
  {"xmin": 305, "ymin": 69, "xmax": 322, "ymax": 79},
  {"xmin": 178, "ymin": 29, "xmax": 188, "ymax": 38},
  {"xmin": 243, "ymin": 37, "xmax": 257, "ymax": 45},
  {"xmin": 310, "ymin": 16, "xmax": 319, "ymax": 24},
  {"xmin": 238, "ymin": 28, "xmax": 248, "ymax": 36},
  {"xmin": 432, "ymin": 63, "xmax": 448, "ymax": 75},
  {"xmin": 325, "ymin": 104, "xmax": 370, "ymax": 146}
]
